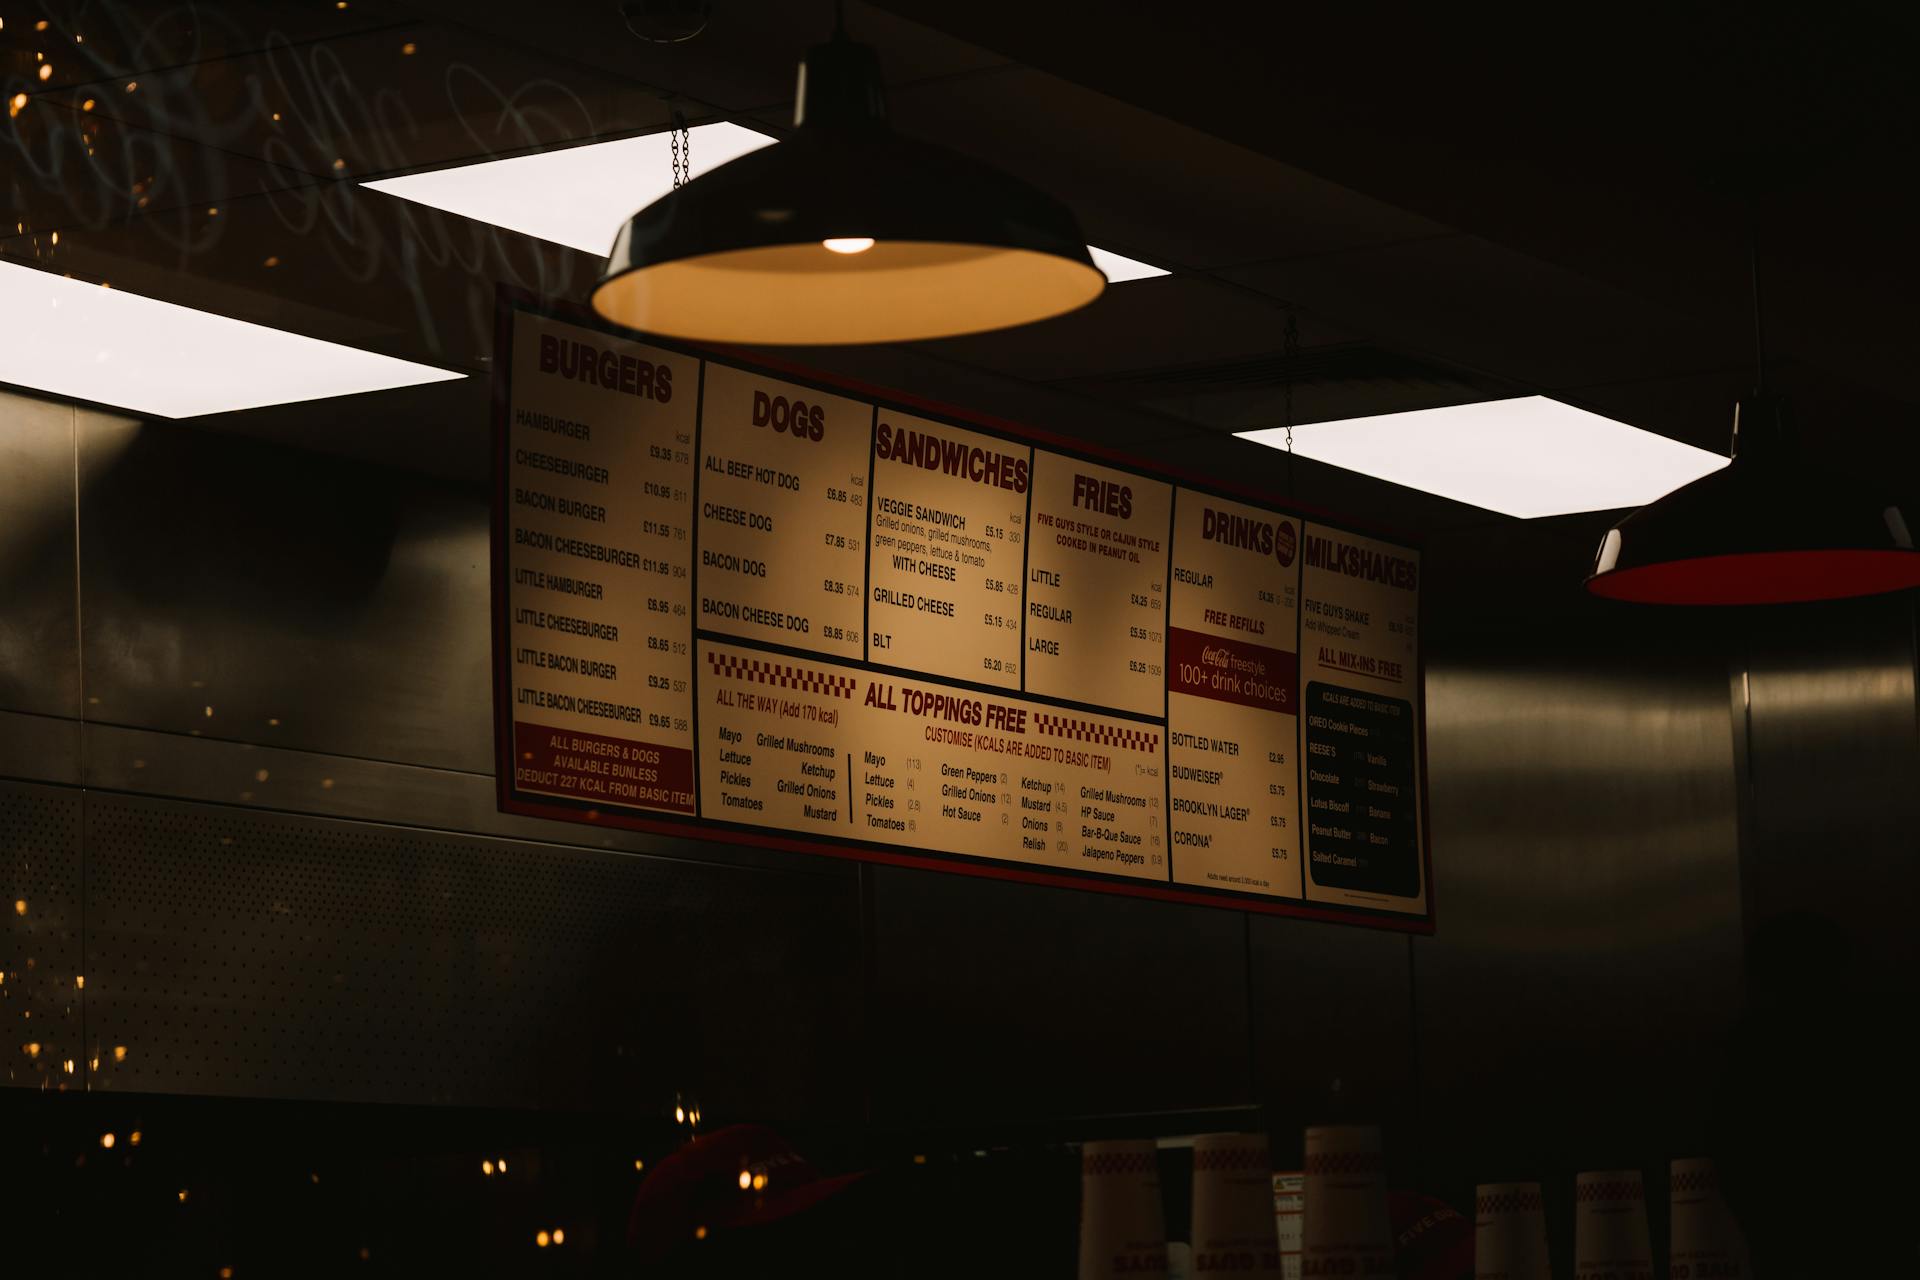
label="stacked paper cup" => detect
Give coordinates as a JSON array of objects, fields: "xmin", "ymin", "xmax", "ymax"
[
  {"xmin": 1301, "ymin": 1125, "xmax": 1396, "ymax": 1276},
  {"xmin": 1078, "ymin": 1139, "xmax": 1169, "ymax": 1280},
  {"xmin": 1669, "ymin": 1157, "xmax": 1749, "ymax": 1279},
  {"xmin": 1572, "ymin": 1170, "xmax": 1652, "ymax": 1280},
  {"xmin": 1473, "ymin": 1181, "xmax": 1552, "ymax": 1280},
  {"xmin": 1271, "ymin": 1171, "xmax": 1305, "ymax": 1280},
  {"xmin": 1190, "ymin": 1133, "xmax": 1282, "ymax": 1279}
]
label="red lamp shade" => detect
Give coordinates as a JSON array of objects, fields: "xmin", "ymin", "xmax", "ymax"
[{"xmin": 1587, "ymin": 399, "xmax": 1920, "ymax": 605}]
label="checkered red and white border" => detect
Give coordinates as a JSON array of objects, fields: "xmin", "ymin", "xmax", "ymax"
[
  {"xmin": 1033, "ymin": 712, "xmax": 1159, "ymax": 754},
  {"xmin": 705, "ymin": 651, "xmax": 856, "ymax": 699},
  {"xmin": 1303, "ymin": 1151, "xmax": 1385, "ymax": 1176},
  {"xmin": 1575, "ymin": 1178, "xmax": 1645, "ymax": 1204},
  {"xmin": 1477, "ymin": 1189, "xmax": 1544, "ymax": 1215},
  {"xmin": 1194, "ymin": 1146, "xmax": 1269, "ymax": 1173},
  {"xmin": 1083, "ymin": 1150, "xmax": 1157, "ymax": 1177},
  {"xmin": 1670, "ymin": 1168, "xmax": 1719, "ymax": 1195}
]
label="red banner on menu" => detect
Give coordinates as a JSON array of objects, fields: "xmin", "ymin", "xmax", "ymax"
[
  {"xmin": 513, "ymin": 722, "xmax": 696, "ymax": 814},
  {"xmin": 1166, "ymin": 627, "xmax": 1299, "ymax": 715},
  {"xmin": 492, "ymin": 293, "xmax": 1430, "ymax": 931}
]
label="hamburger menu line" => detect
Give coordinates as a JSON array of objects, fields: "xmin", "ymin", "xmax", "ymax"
[{"xmin": 496, "ymin": 307, "xmax": 1428, "ymax": 920}]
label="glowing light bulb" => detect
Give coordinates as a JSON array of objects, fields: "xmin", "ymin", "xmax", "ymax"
[
  {"xmin": 822, "ymin": 237, "xmax": 875, "ymax": 255},
  {"xmin": 737, "ymin": 1170, "xmax": 751, "ymax": 1189}
]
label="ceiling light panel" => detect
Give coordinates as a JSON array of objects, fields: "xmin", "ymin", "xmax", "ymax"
[
  {"xmin": 0, "ymin": 261, "xmax": 465, "ymax": 419},
  {"xmin": 365, "ymin": 127, "xmax": 1165, "ymax": 283},
  {"xmin": 364, "ymin": 124, "xmax": 779, "ymax": 256},
  {"xmin": 1236, "ymin": 396, "xmax": 1729, "ymax": 519},
  {"xmin": 1088, "ymin": 246, "xmax": 1169, "ymax": 283}
]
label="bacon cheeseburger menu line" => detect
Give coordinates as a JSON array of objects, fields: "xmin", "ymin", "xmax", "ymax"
[{"xmin": 493, "ymin": 302, "xmax": 1431, "ymax": 929}]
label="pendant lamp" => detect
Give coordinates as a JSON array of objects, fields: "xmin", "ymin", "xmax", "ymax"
[
  {"xmin": 591, "ymin": 22, "xmax": 1105, "ymax": 345},
  {"xmin": 1586, "ymin": 242, "xmax": 1920, "ymax": 604},
  {"xmin": 1586, "ymin": 397, "xmax": 1920, "ymax": 604}
]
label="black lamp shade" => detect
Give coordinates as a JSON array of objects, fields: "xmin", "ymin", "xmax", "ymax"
[
  {"xmin": 591, "ymin": 36, "xmax": 1104, "ymax": 345},
  {"xmin": 1586, "ymin": 401, "xmax": 1920, "ymax": 605}
]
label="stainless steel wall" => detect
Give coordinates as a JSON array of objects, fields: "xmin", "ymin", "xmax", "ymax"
[
  {"xmin": 6, "ymin": 384, "xmax": 1916, "ymax": 1216},
  {"xmin": 1414, "ymin": 582, "xmax": 1747, "ymax": 1249},
  {"xmin": 1738, "ymin": 594, "xmax": 1920, "ymax": 975}
]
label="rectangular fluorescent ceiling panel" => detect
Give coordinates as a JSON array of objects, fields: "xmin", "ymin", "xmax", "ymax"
[
  {"xmin": 364, "ymin": 125, "xmax": 1166, "ymax": 281},
  {"xmin": 1089, "ymin": 245, "xmax": 1169, "ymax": 283},
  {"xmin": 0, "ymin": 261, "xmax": 464, "ymax": 419},
  {"xmin": 365, "ymin": 123, "xmax": 778, "ymax": 257},
  {"xmin": 1235, "ymin": 396, "xmax": 1728, "ymax": 519}
]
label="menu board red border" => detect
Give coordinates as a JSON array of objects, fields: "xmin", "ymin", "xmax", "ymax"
[{"xmin": 490, "ymin": 287, "xmax": 1435, "ymax": 934}]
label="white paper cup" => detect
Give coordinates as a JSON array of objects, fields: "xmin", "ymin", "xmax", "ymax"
[
  {"xmin": 1079, "ymin": 1139, "xmax": 1169, "ymax": 1280},
  {"xmin": 1669, "ymin": 1157, "xmax": 1749, "ymax": 1279},
  {"xmin": 1272, "ymin": 1172, "xmax": 1305, "ymax": 1280},
  {"xmin": 1473, "ymin": 1181, "xmax": 1551, "ymax": 1280},
  {"xmin": 1573, "ymin": 1170, "xmax": 1652, "ymax": 1280},
  {"xmin": 1302, "ymin": 1125, "xmax": 1395, "ymax": 1276},
  {"xmin": 1190, "ymin": 1133, "xmax": 1281, "ymax": 1279}
]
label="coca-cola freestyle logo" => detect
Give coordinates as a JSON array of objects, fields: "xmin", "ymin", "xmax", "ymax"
[{"xmin": 1202, "ymin": 506, "xmax": 1296, "ymax": 568}]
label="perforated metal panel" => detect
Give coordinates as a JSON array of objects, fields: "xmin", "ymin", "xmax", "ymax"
[
  {"xmin": 84, "ymin": 793, "xmax": 863, "ymax": 1119},
  {"xmin": 0, "ymin": 781, "xmax": 83, "ymax": 1089}
]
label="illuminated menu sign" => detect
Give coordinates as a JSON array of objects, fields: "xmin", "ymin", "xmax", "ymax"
[{"xmin": 494, "ymin": 302, "xmax": 1430, "ymax": 928}]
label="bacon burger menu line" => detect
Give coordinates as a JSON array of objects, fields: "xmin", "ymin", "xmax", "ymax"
[{"xmin": 496, "ymin": 305, "xmax": 1429, "ymax": 924}]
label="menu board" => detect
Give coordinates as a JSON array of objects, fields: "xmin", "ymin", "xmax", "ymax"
[{"xmin": 493, "ymin": 300, "xmax": 1430, "ymax": 929}]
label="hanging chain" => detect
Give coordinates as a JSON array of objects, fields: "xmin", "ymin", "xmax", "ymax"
[{"xmin": 670, "ymin": 108, "xmax": 690, "ymax": 189}]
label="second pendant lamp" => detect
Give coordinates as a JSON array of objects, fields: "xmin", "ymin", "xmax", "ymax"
[
  {"xmin": 1586, "ymin": 396, "xmax": 1920, "ymax": 604},
  {"xmin": 592, "ymin": 22, "xmax": 1105, "ymax": 346},
  {"xmin": 1586, "ymin": 241, "xmax": 1920, "ymax": 604}
]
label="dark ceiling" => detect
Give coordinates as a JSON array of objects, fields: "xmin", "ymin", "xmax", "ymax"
[{"xmin": 4, "ymin": 0, "xmax": 1916, "ymax": 540}]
